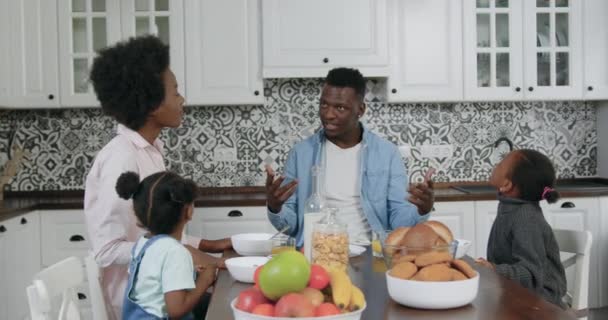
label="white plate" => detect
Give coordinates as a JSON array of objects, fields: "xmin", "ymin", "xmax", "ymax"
[{"xmin": 349, "ymin": 244, "xmax": 366, "ymax": 257}]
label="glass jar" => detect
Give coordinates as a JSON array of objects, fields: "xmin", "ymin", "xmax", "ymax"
[{"xmin": 311, "ymin": 207, "xmax": 349, "ymax": 271}]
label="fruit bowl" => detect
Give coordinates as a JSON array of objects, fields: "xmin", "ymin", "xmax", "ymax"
[
  {"xmin": 230, "ymin": 298, "xmax": 366, "ymax": 320},
  {"xmin": 386, "ymin": 271, "xmax": 479, "ymax": 309},
  {"xmin": 232, "ymin": 233, "xmax": 274, "ymax": 256},
  {"xmin": 382, "ymin": 242, "xmax": 457, "ymax": 268},
  {"xmin": 226, "ymin": 256, "xmax": 269, "ymax": 283}
]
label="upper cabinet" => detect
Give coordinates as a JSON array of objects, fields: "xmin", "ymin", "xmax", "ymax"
[
  {"xmin": 464, "ymin": 0, "xmax": 583, "ymax": 101},
  {"xmin": 583, "ymin": 0, "xmax": 608, "ymax": 99},
  {"xmin": 387, "ymin": 0, "xmax": 463, "ymax": 102},
  {"xmin": 184, "ymin": 0, "xmax": 263, "ymax": 105},
  {"xmin": 121, "ymin": 0, "xmax": 186, "ymax": 99},
  {"xmin": 0, "ymin": 0, "xmax": 59, "ymax": 108},
  {"xmin": 57, "ymin": 0, "xmax": 121, "ymax": 107},
  {"xmin": 262, "ymin": 0, "xmax": 389, "ymax": 78}
]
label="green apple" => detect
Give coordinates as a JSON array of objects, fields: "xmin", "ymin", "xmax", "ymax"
[{"xmin": 259, "ymin": 251, "xmax": 311, "ymax": 300}]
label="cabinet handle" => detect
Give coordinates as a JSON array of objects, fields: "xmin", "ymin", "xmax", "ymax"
[
  {"xmin": 391, "ymin": 88, "xmax": 397, "ymax": 94},
  {"xmin": 20, "ymin": 218, "xmax": 27, "ymax": 225},
  {"xmin": 77, "ymin": 293, "xmax": 87, "ymax": 300},
  {"xmin": 560, "ymin": 202, "xmax": 575, "ymax": 209},
  {"xmin": 528, "ymin": 87, "xmax": 534, "ymax": 92},
  {"xmin": 588, "ymin": 86, "xmax": 593, "ymax": 91},
  {"xmin": 227, "ymin": 210, "xmax": 243, "ymax": 217},
  {"xmin": 0, "ymin": 225, "xmax": 5, "ymax": 233},
  {"xmin": 254, "ymin": 90, "xmax": 260, "ymax": 96},
  {"xmin": 515, "ymin": 87, "xmax": 521, "ymax": 92},
  {"xmin": 48, "ymin": 94, "xmax": 54, "ymax": 100},
  {"xmin": 69, "ymin": 235, "xmax": 85, "ymax": 242},
  {"xmin": 323, "ymin": 57, "xmax": 329, "ymax": 63}
]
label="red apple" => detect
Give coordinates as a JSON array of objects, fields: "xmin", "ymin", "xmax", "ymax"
[
  {"xmin": 274, "ymin": 293, "xmax": 315, "ymax": 317},
  {"xmin": 235, "ymin": 287, "xmax": 269, "ymax": 313},
  {"xmin": 251, "ymin": 303, "xmax": 275, "ymax": 316},
  {"xmin": 300, "ymin": 287, "xmax": 324, "ymax": 307},
  {"xmin": 315, "ymin": 303, "xmax": 341, "ymax": 316},
  {"xmin": 308, "ymin": 264, "xmax": 330, "ymax": 290},
  {"xmin": 254, "ymin": 265, "xmax": 264, "ymax": 288}
]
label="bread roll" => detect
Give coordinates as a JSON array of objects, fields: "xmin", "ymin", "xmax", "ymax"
[
  {"xmin": 424, "ymin": 220, "xmax": 454, "ymax": 244},
  {"xmin": 400, "ymin": 224, "xmax": 439, "ymax": 249},
  {"xmin": 411, "ymin": 264, "xmax": 453, "ymax": 281},
  {"xmin": 390, "ymin": 262, "xmax": 417, "ymax": 280},
  {"xmin": 384, "ymin": 226, "xmax": 410, "ymax": 256},
  {"xmin": 451, "ymin": 259, "xmax": 477, "ymax": 279},
  {"xmin": 414, "ymin": 250, "xmax": 453, "ymax": 267}
]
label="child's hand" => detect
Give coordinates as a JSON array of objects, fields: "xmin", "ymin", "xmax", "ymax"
[
  {"xmin": 196, "ymin": 263, "xmax": 218, "ymax": 288},
  {"xmin": 475, "ymin": 257, "xmax": 495, "ymax": 270}
]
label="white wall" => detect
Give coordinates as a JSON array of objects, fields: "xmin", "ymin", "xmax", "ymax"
[{"xmin": 598, "ymin": 101, "xmax": 608, "ymax": 177}]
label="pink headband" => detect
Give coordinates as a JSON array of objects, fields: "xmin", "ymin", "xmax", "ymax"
[{"xmin": 541, "ymin": 187, "xmax": 554, "ymax": 200}]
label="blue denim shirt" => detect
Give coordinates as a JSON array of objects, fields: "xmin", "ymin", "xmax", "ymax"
[{"xmin": 267, "ymin": 125, "xmax": 428, "ymax": 247}]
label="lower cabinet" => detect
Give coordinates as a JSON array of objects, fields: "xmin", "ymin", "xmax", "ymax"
[
  {"xmin": 430, "ymin": 201, "xmax": 476, "ymax": 257},
  {"xmin": 189, "ymin": 206, "xmax": 275, "ymax": 240}
]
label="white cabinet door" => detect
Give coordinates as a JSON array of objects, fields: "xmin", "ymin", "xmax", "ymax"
[
  {"xmin": 4, "ymin": 212, "xmax": 41, "ymax": 320},
  {"xmin": 540, "ymin": 197, "xmax": 601, "ymax": 308},
  {"xmin": 184, "ymin": 0, "xmax": 263, "ymax": 105},
  {"xmin": 58, "ymin": 0, "xmax": 121, "ymax": 107},
  {"xmin": 583, "ymin": 0, "xmax": 608, "ymax": 99},
  {"xmin": 463, "ymin": 0, "xmax": 524, "ymax": 101},
  {"xmin": 5, "ymin": 0, "xmax": 59, "ymax": 108},
  {"xmin": 0, "ymin": 218, "xmax": 8, "ymax": 320},
  {"xmin": 121, "ymin": 0, "xmax": 185, "ymax": 99},
  {"xmin": 430, "ymin": 201, "xmax": 476, "ymax": 256},
  {"xmin": 0, "ymin": 0, "xmax": 13, "ymax": 107},
  {"xmin": 192, "ymin": 207, "xmax": 274, "ymax": 240},
  {"xmin": 523, "ymin": 0, "xmax": 583, "ymax": 100},
  {"xmin": 599, "ymin": 197, "xmax": 608, "ymax": 307},
  {"xmin": 387, "ymin": 0, "xmax": 463, "ymax": 102},
  {"xmin": 474, "ymin": 200, "xmax": 499, "ymax": 259},
  {"xmin": 40, "ymin": 210, "xmax": 90, "ymax": 267},
  {"xmin": 262, "ymin": 0, "xmax": 389, "ymax": 78}
]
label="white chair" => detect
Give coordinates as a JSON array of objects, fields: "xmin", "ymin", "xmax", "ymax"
[
  {"xmin": 553, "ymin": 229, "xmax": 592, "ymax": 315},
  {"xmin": 27, "ymin": 256, "xmax": 85, "ymax": 320},
  {"xmin": 85, "ymin": 252, "xmax": 109, "ymax": 320}
]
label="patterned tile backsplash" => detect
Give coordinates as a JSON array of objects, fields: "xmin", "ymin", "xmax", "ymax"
[{"xmin": 0, "ymin": 78, "xmax": 597, "ymax": 191}]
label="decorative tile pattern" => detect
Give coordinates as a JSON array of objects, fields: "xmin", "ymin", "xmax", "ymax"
[{"xmin": 0, "ymin": 79, "xmax": 597, "ymax": 190}]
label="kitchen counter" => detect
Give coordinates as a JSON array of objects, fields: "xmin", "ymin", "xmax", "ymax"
[{"xmin": 2, "ymin": 178, "xmax": 608, "ymax": 222}]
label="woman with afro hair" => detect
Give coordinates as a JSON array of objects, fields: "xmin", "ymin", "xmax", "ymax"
[{"xmin": 83, "ymin": 35, "xmax": 231, "ymax": 319}]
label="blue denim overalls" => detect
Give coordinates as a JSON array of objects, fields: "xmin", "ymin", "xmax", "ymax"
[{"xmin": 122, "ymin": 234, "xmax": 195, "ymax": 320}]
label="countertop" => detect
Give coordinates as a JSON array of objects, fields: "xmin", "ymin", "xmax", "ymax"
[{"xmin": 2, "ymin": 178, "xmax": 608, "ymax": 223}]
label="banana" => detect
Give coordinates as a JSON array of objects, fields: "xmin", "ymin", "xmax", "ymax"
[
  {"xmin": 348, "ymin": 284, "xmax": 365, "ymax": 311},
  {"xmin": 328, "ymin": 268, "xmax": 352, "ymax": 310}
]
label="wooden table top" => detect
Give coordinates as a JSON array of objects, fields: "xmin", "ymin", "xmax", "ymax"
[{"xmin": 206, "ymin": 248, "xmax": 575, "ymax": 320}]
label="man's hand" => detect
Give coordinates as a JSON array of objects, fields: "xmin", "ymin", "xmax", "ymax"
[
  {"xmin": 408, "ymin": 168, "xmax": 435, "ymax": 215},
  {"xmin": 265, "ymin": 164, "xmax": 298, "ymax": 213}
]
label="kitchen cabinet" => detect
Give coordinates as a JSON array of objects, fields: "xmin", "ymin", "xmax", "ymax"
[
  {"xmin": 0, "ymin": 0, "xmax": 59, "ymax": 108},
  {"xmin": 472, "ymin": 200, "xmax": 499, "ymax": 259},
  {"xmin": 262, "ymin": 0, "xmax": 389, "ymax": 78},
  {"xmin": 0, "ymin": 212, "xmax": 41, "ymax": 320},
  {"xmin": 40, "ymin": 210, "xmax": 90, "ymax": 267},
  {"xmin": 599, "ymin": 197, "xmax": 608, "ymax": 307},
  {"xmin": 430, "ymin": 201, "xmax": 476, "ymax": 256},
  {"xmin": 387, "ymin": 0, "xmax": 463, "ymax": 102},
  {"xmin": 583, "ymin": 0, "xmax": 608, "ymax": 99},
  {"xmin": 463, "ymin": 0, "xmax": 583, "ymax": 101},
  {"xmin": 184, "ymin": 0, "xmax": 264, "ymax": 105},
  {"xmin": 189, "ymin": 206, "xmax": 275, "ymax": 241},
  {"xmin": 121, "ymin": 0, "xmax": 186, "ymax": 98}
]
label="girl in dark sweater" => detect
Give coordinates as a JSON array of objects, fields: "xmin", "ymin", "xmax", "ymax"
[{"xmin": 476, "ymin": 149, "xmax": 567, "ymax": 309}]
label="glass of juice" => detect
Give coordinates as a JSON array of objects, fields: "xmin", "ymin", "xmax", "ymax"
[{"xmin": 271, "ymin": 235, "xmax": 296, "ymax": 255}]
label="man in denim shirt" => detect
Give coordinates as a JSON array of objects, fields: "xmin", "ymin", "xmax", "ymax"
[{"xmin": 266, "ymin": 68, "xmax": 434, "ymax": 247}]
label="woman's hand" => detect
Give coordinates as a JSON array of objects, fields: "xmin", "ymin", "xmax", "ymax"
[{"xmin": 199, "ymin": 238, "xmax": 233, "ymax": 253}]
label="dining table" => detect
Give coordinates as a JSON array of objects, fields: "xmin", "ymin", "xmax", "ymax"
[{"xmin": 205, "ymin": 248, "xmax": 576, "ymax": 320}]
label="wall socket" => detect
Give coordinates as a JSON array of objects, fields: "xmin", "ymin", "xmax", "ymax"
[
  {"xmin": 214, "ymin": 147, "xmax": 237, "ymax": 161},
  {"xmin": 420, "ymin": 144, "xmax": 453, "ymax": 159}
]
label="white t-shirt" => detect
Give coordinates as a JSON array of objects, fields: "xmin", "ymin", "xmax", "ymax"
[
  {"xmin": 130, "ymin": 236, "xmax": 196, "ymax": 318},
  {"xmin": 324, "ymin": 140, "xmax": 372, "ymax": 245}
]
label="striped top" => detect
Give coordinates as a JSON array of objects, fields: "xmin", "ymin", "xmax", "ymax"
[{"xmin": 487, "ymin": 196, "xmax": 567, "ymax": 309}]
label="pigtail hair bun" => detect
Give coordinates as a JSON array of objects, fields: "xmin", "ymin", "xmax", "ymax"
[{"xmin": 116, "ymin": 171, "xmax": 141, "ymax": 200}]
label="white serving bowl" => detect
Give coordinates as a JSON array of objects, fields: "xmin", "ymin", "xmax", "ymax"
[
  {"xmin": 231, "ymin": 233, "xmax": 274, "ymax": 256},
  {"xmin": 386, "ymin": 271, "xmax": 479, "ymax": 309},
  {"xmin": 230, "ymin": 298, "xmax": 365, "ymax": 320},
  {"xmin": 454, "ymin": 239, "xmax": 472, "ymax": 259},
  {"xmin": 225, "ymin": 256, "xmax": 269, "ymax": 283}
]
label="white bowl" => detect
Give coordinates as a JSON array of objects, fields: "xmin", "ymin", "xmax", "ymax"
[
  {"xmin": 225, "ymin": 256, "xmax": 269, "ymax": 283},
  {"xmin": 231, "ymin": 233, "xmax": 274, "ymax": 256},
  {"xmin": 230, "ymin": 298, "xmax": 365, "ymax": 320},
  {"xmin": 386, "ymin": 271, "xmax": 479, "ymax": 309},
  {"xmin": 454, "ymin": 239, "xmax": 472, "ymax": 259}
]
